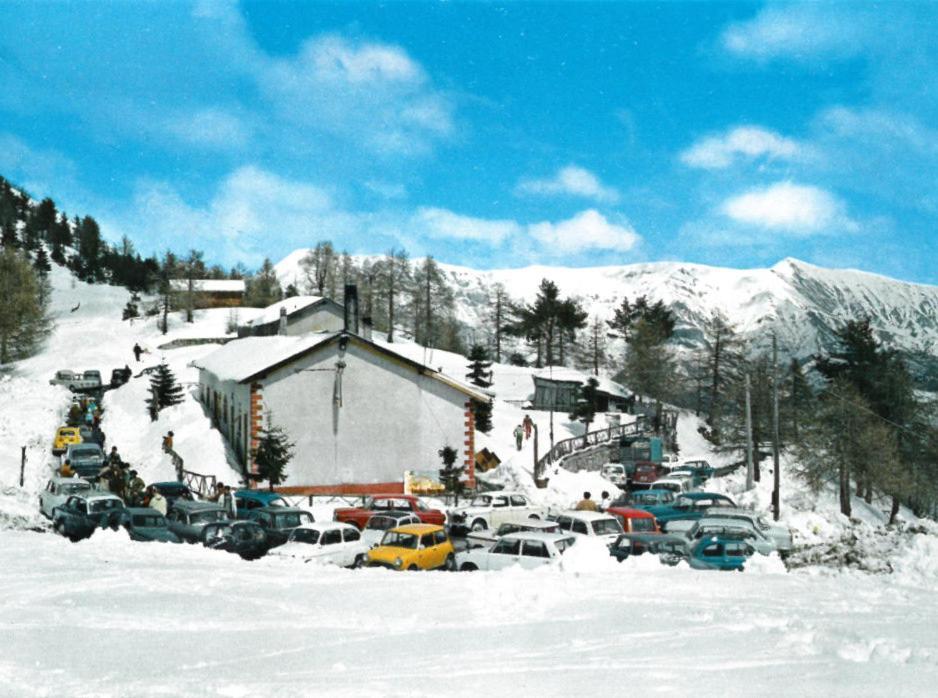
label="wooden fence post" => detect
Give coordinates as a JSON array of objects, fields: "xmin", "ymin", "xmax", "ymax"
[{"xmin": 20, "ymin": 446, "xmax": 26, "ymax": 486}]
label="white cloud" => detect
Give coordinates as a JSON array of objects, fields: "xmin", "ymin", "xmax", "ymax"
[
  {"xmin": 163, "ymin": 108, "xmax": 249, "ymax": 149},
  {"xmin": 516, "ymin": 165, "xmax": 620, "ymax": 203},
  {"xmin": 720, "ymin": 182, "xmax": 856, "ymax": 234},
  {"xmin": 818, "ymin": 107, "xmax": 938, "ymax": 153},
  {"xmin": 721, "ymin": 5, "xmax": 870, "ymax": 60},
  {"xmin": 414, "ymin": 207, "xmax": 521, "ymax": 244},
  {"xmin": 528, "ymin": 209, "xmax": 640, "ymax": 253},
  {"xmin": 680, "ymin": 126, "xmax": 802, "ymax": 169},
  {"xmin": 309, "ymin": 35, "xmax": 424, "ymax": 84}
]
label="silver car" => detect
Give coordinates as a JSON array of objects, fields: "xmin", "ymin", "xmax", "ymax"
[
  {"xmin": 683, "ymin": 517, "xmax": 776, "ymax": 555},
  {"xmin": 166, "ymin": 501, "xmax": 230, "ymax": 543},
  {"xmin": 39, "ymin": 476, "xmax": 95, "ymax": 518}
]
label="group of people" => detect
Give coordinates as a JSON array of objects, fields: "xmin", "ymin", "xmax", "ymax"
[
  {"xmin": 206, "ymin": 481, "xmax": 238, "ymax": 518},
  {"xmin": 574, "ymin": 490, "xmax": 613, "ymax": 512},
  {"xmin": 512, "ymin": 414, "xmax": 535, "ymax": 450},
  {"xmin": 67, "ymin": 396, "xmax": 103, "ymax": 431}
]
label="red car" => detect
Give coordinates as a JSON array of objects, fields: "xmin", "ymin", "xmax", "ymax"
[
  {"xmin": 631, "ymin": 461, "xmax": 663, "ymax": 488},
  {"xmin": 605, "ymin": 506, "xmax": 660, "ymax": 534},
  {"xmin": 333, "ymin": 495, "xmax": 446, "ymax": 529}
]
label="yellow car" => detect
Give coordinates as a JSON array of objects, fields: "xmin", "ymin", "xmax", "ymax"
[
  {"xmin": 52, "ymin": 426, "xmax": 82, "ymax": 455},
  {"xmin": 366, "ymin": 523, "xmax": 455, "ymax": 571}
]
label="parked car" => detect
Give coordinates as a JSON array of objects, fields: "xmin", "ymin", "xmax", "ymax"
[
  {"xmin": 456, "ymin": 532, "xmax": 577, "ymax": 571},
  {"xmin": 335, "ymin": 495, "xmax": 446, "ymax": 529},
  {"xmin": 252, "ymin": 506, "xmax": 315, "ymax": 547},
  {"xmin": 273, "ymin": 522, "xmax": 370, "ymax": 567},
  {"xmin": 682, "ymin": 459, "xmax": 716, "ymax": 478},
  {"xmin": 604, "ymin": 506, "xmax": 660, "ymax": 533},
  {"xmin": 680, "ymin": 518, "xmax": 776, "ymax": 556},
  {"xmin": 110, "ymin": 367, "xmax": 132, "ymax": 388},
  {"xmin": 600, "ymin": 463, "xmax": 628, "ymax": 488},
  {"xmin": 660, "ymin": 453, "xmax": 682, "ymax": 471},
  {"xmin": 361, "ymin": 511, "xmax": 422, "ymax": 548},
  {"xmin": 166, "ymin": 500, "xmax": 229, "ymax": 543},
  {"xmin": 234, "ymin": 489, "xmax": 292, "ymax": 519},
  {"xmin": 62, "ymin": 442, "xmax": 106, "ymax": 479},
  {"xmin": 51, "ymin": 492, "xmax": 125, "ymax": 541},
  {"xmin": 119, "ymin": 507, "xmax": 181, "ymax": 543},
  {"xmin": 202, "ymin": 520, "xmax": 269, "ymax": 560},
  {"xmin": 39, "ymin": 476, "xmax": 94, "ymax": 518},
  {"xmin": 448, "ymin": 491, "xmax": 544, "ymax": 534},
  {"xmin": 625, "ymin": 488, "xmax": 676, "ymax": 508},
  {"xmin": 50, "ymin": 370, "xmax": 102, "ymax": 391},
  {"xmin": 150, "ymin": 482, "xmax": 197, "ymax": 510},
  {"xmin": 670, "ymin": 463, "xmax": 715, "ymax": 486},
  {"xmin": 630, "ymin": 462, "xmax": 663, "ymax": 488},
  {"xmin": 686, "ymin": 508, "xmax": 793, "ymax": 555},
  {"xmin": 633, "ymin": 491, "xmax": 737, "ymax": 529},
  {"xmin": 366, "ymin": 523, "xmax": 455, "ymax": 571},
  {"xmin": 465, "ymin": 518, "xmax": 561, "ymax": 549},
  {"xmin": 551, "ymin": 511, "xmax": 624, "ymax": 543},
  {"xmin": 688, "ymin": 535, "xmax": 756, "ymax": 571},
  {"xmin": 609, "ymin": 532, "xmax": 677, "ymax": 561},
  {"xmin": 52, "ymin": 426, "xmax": 83, "ymax": 456},
  {"xmin": 650, "ymin": 477, "xmax": 692, "ymax": 495}
]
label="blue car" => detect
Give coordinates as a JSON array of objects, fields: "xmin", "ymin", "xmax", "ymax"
[
  {"xmin": 119, "ymin": 507, "xmax": 181, "ymax": 543},
  {"xmin": 688, "ymin": 535, "xmax": 755, "ymax": 571},
  {"xmin": 234, "ymin": 489, "xmax": 292, "ymax": 520},
  {"xmin": 632, "ymin": 491, "xmax": 737, "ymax": 527}
]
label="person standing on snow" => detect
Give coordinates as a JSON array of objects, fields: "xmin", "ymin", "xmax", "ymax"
[
  {"xmin": 107, "ymin": 446, "xmax": 122, "ymax": 468},
  {"xmin": 220, "ymin": 485, "xmax": 238, "ymax": 519},
  {"xmin": 127, "ymin": 470, "xmax": 146, "ymax": 506},
  {"xmin": 162, "ymin": 431, "xmax": 174, "ymax": 453},
  {"xmin": 133, "ymin": 343, "xmax": 143, "ymax": 362},
  {"xmin": 59, "ymin": 460, "xmax": 75, "ymax": 478},
  {"xmin": 574, "ymin": 491, "xmax": 599, "ymax": 512},
  {"xmin": 513, "ymin": 425, "xmax": 524, "ymax": 451},
  {"xmin": 522, "ymin": 415, "xmax": 533, "ymax": 440},
  {"xmin": 147, "ymin": 487, "xmax": 167, "ymax": 515},
  {"xmin": 599, "ymin": 491, "xmax": 611, "ymax": 512}
]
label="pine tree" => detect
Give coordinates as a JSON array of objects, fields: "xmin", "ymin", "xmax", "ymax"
[
  {"xmin": 244, "ymin": 258, "xmax": 283, "ymax": 307},
  {"xmin": 437, "ymin": 445, "xmax": 464, "ymax": 495},
  {"xmin": 466, "ymin": 344, "xmax": 493, "ymax": 388},
  {"xmin": 146, "ymin": 360, "xmax": 184, "ymax": 421},
  {"xmin": 33, "ymin": 245, "xmax": 51, "ymax": 275},
  {"xmin": 569, "ymin": 377, "xmax": 600, "ymax": 433},
  {"xmin": 472, "ymin": 398, "xmax": 493, "ymax": 434},
  {"xmin": 254, "ymin": 415, "xmax": 295, "ymax": 490},
  {"xmin": 0, "ymin": 248, "xmax": 51, "ymax": 364}
]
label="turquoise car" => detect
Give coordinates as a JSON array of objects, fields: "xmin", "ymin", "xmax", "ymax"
[
  {"xmin": 688, "ymin": 535, "xmax": 755, "ymax": 571},
  {"xmin": 632, "ymin": 491, "xmax": 736, "ymax": 528}
]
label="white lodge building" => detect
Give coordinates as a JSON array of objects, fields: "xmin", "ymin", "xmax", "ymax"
[{"xmin": 196, "ymin": 332, "xmax": 488, "ymax": 494}]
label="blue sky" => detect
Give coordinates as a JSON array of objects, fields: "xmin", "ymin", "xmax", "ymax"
[{"xmin": 0, "ymin": 1, "xmax": 936, "ymax": 283}]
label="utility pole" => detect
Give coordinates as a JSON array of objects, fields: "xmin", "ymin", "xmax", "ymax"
[
  {"xmin": 772, "ymin": 335, "xmax": 781, "ymax": 520},
  {"xmin": 745, "ymin": 372, "xmax": 754, "ymax": 491}
]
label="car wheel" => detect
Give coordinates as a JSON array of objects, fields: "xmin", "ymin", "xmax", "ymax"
[
  {"xmin": 352, "ymin": 555, "xmax": 365, "ymax": 569},
  {"xmin": 470, "ymin": 519, "xmax": 487, "ymax": 532},
  {"xmin": 407, "ymin": 564, "xmax": 419, "ymax": 571},
  {"xmin": 460, "ymin": 563, "xmax": 478, "ymax": 572},
  {"xmin": 444, "ymin": 554, "xmax": 456, "ymax": 572},
  {"xmin": 528, "ymin": 514, "xmax": 540, "ymax": 520}
]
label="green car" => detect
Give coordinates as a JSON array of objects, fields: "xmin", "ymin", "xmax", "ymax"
[{"xmin": 119, "ymin": 507, "xmax": 181, "ymax": 543}]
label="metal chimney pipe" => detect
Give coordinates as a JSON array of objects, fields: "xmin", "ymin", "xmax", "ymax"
[{"xmin": 344, "ymin": 284, "xmax": 359, "ymax": 335}]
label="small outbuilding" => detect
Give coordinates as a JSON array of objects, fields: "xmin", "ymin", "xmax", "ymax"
[
  {"xmin": 530, "ymin": 368, "xmax": 632, "ymax": 413},
  {"xmin": 237, "ymin": 296, "xmax": 345, "ymax": 337},
  {"xmin": 196, "ymin": 331, "xmax": 488, "ymax": 494}
]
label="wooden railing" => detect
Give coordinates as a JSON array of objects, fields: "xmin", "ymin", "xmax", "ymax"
[
  {"xmin": 165, "ymin": 445, "xmax": 217, "ymax": 498},
  {"xmin": 535, "ymin": 415, "xmax": 649, "ymax": 480}
]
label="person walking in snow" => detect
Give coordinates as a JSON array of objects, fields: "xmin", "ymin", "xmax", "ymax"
[
  {"xmin": 162, "ymin": 431, "xmax": 174, "ymax": 453},
  {"xmin": 575, "ymin": 491, "xmax": 599, "ymax": 512},
  {"xmin": 133, "ymin": 343, "xmax": 143, "ymax": 362},
  {"xmin": 513, "ymin": 425, "xmax": 524, "ymax": 451},
  {"xmin": 522, "ymin": 415, "xmax": 533, "ymax": 440}
]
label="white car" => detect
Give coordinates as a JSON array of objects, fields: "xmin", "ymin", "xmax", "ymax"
[
  {"xmin": 651, "ymin": 477, "xmax": 692, "ymax": 494},
  {"xmin": 272, "ymin": 522, "xmax": 370, "ymax": 567},
  {"xmin": 465, "ymin": 517, "xmax": 561, "ymax": 549},
  {"xmin": 39, "ymin": 476, "xmax": 95, "ymax": 518},
  {"xmin": 361, "ymin": 512, "xmax": 421, "ymax": 548},
  {"xmin": 552, "ymin": 510, "xmax": 623, "ymax": 543},
  {"xmin": 600, "ymin": 464, "xmax": 628, "ymax": 487},
  {"xmin": 448, "ymin": 491, "xmax": 545, "ymax": 533},
  {"xmin": 456, "ymin": 532, "xmax": 577, "ymax": 571}
]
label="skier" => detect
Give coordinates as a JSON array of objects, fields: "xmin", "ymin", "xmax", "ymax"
[
  {"xmin": 133, "ymin": 343, "xmax": 143, "ymax": 362},
  {"xmin": 522, "ymin": 414, "xmax": 534, "ymax": 440},
  {"xmin": 513, "ymin": 424, "xmax": 524, "ymax": 451}
]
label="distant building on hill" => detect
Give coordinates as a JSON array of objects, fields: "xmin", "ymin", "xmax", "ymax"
[
  {"xmin": 169, "ymin": 279, "xmax": 245, "ymax": 309},
  {"xmin": 531, "ymin": 368, "xmax": 632, "ymax": 413},
  {"xmin": 195, "ymin": 328, "xmax": 488, "ymax": 495},
  {"xmin": 237, "ymin": 296, "xmax": 345, "ymax": 337}
]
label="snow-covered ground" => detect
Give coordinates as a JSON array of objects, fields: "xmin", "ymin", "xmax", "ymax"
[{"xmin": 4, "ymin": 263, "xmax": 938, "ymax": 696}]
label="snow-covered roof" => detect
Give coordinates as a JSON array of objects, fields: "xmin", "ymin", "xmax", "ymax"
[
  {"xmin": 197, "ymin": 335, "xmax": 331, "ymax": 382},
  {"xmin": 245, "ymin": 296, "xmax": 327, "ymax": 326},
  {"xmin": 196, "ymin": 332, "xmax": 490, "ymax": 401},
  {"xmin": 169, "ymin": 279, "xmax": 246, "ymax": 293},
  {"xmin": 533, "ymin": 368, "xmax": 630, "ymax": 399}
]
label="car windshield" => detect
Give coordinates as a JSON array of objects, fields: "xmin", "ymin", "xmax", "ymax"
[
  {"xmin": 630, "ymin": 518, "xmax": 656, "ymax": 532},
  {"xmin": 290, "ymin": 528, "xmax": 320, "ymax": 545},
  {"xmin": 273, "ymin": 512, "xmax": 311, "ymax": 528},
  {"xmin": 71, "ymin": 447, "xmax": 101, "ymax": 459},
  {"xmin": 469, "ymin": 496, "xmax": 492, "ymax": 506},
  {"xmin": 191, "ymin": 510, "xmax": 227, "ymax": 524},
  {"xmin": 61, "ymin": 482, "xmax": 91, "ymax": 495},
  {"xmin": 133, "ymin": 515, "xmax": 166, "ymax": 527},
  {"xmin": 89, "ymin": 499, "xmax": 121, "ymax": 513},
  {"xmin": 367, "ymin": 516, "xmax": 399, "ymax": 531},
  {"xmin": 380, "ymin": 531, "xmax": 418, "ymax": 549},
  {"xmin": 591, "ymin": 518, "xmax": 623, "ymax": 535}
]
